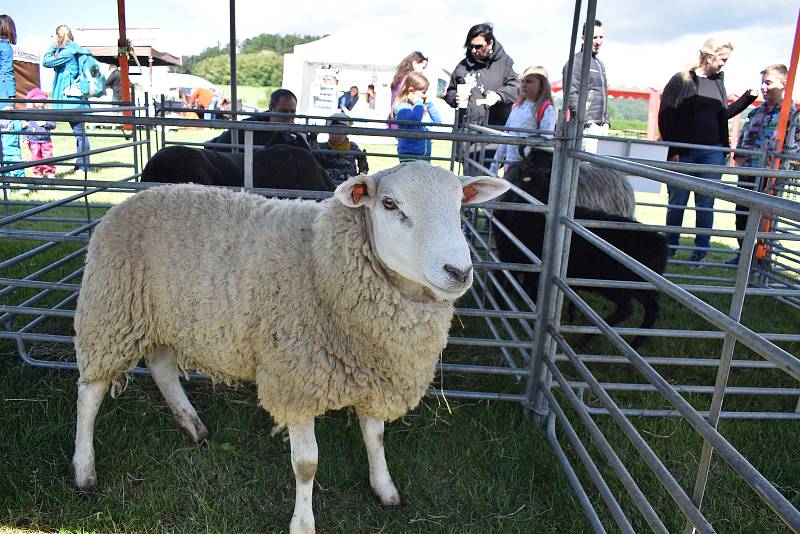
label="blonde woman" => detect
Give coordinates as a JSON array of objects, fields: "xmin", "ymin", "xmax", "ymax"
[
  {"xmin": 42, "ymin": 24, "xmax": 91, "ymax": 174},
  {"xmin": 491, "ymin": 67, "xmax": 555, "ymax": 174},
  {"xmin": 657, "ymin": 37, "xmax": 756, "ymax": 265}
]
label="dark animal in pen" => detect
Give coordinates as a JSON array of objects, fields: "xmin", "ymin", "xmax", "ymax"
[
  {"xmin": 141, "ymin": 145, "xmax": 335, "ymax": 192},
  {"xmin": 494, "ymin": 159, "xmax": 668, "ymax": 349},
  {"xmin": 504, "ymin": 148, "xmax": 635, "ymax": 218},
  {"xmin": 204, "ymin": 118, "xmax": 312, "ymax": 153}
]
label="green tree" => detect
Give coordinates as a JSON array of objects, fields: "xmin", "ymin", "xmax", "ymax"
[
  {"xmin": 178, "ymin": 43, "xmax": 230, "ymax": 74},
  {"xmin": 240, "ymin": 33, "xmax": 322, "ymax": 54},
  {"xmin": 192, "ymin": 51, "xmax": 284, "ymax": 87},
  {"xmin": 178, "ymin": 33, "xmax": 323, "ymax": 78}
]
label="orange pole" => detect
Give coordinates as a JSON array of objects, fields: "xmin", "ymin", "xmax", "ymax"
[
  {"xmin": 117, "ymin": 0, "xmax": 132, "ymax": 130},
  {"xmin": 756, "ymin": 6, "xmax": 800, "ymax": 260}
]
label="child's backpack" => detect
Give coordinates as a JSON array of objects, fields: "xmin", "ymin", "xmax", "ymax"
[{"xmin": 77, "ymin": 51, "xmax": 107, "ymax": 98}]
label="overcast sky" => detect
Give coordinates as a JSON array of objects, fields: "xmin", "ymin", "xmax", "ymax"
[{"xmin": 9, "ymin": 0, "xmax": 799, "ymax": 93}]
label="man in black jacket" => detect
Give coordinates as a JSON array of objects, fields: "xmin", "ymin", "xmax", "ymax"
[
  {"xmin": 204, "ymin": 88, "xmax": 310, "ymax": 152},
  {"xmin": 563, "ymin": 19, "xmax": 608, "ymax": 152},
  {"xmin": 444, "ymin": 22, "xmax": 519, "ymax": 174}
]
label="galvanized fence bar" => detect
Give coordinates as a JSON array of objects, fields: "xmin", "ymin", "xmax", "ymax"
[
  {"xmin": 561, "ymin": 217, "xmax": 800, "ymax": 379},
  {"xmin": 542, "ymin": 387, "xmax": 640, "ymax": 534},
  {"xmin": 551, "ymin": 286, "xmax": 800, "ymax": 528},
  {"xmin": 545, "ymin": 411, "xmax": 608, "ymax": 534},
  {"xmin": 544, "ymin": 375, "xmax": 671, "ymax": 532},
  {"xmin": 686, "ymin": 209, "xmax": 764, "ymax": 529},
  {"xmin": 547, "ymin": 328, "xmax": 715, "ymax": 533}
]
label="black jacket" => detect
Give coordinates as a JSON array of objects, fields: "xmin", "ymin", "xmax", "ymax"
[
  {"xmin": 104, "ymin": 69, "xmax": 123, "ymax": 102},
  {"xmin": 204, "ymin": 114, "xmax": 311, "ymax": 153},
  {"xmin": 658, "ymin": 70, "xmax": 756, "ymax": 158},
  {"xmin": 563, "ymin": 49, "xmax": 608, "ymax": 127},
  {"xmin": 444, "ymin": 40, "xmax": 519, "ymax": 127}
]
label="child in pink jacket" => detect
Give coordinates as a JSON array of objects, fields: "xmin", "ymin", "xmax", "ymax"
[{"xmin": 24, "ymin": 88, "xmax": 56, "ymax": 178}]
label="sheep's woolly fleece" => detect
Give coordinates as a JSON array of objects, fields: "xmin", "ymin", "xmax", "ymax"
[{"xmin": 74, "ymin": 184, "xmax": 455, "ymax": 427}]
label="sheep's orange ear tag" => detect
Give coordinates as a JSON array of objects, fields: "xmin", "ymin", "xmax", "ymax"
[
  {"xmin": 352, "ymin": 183, "xmax": 368, "ymax": 204},
  {"xmin": 462, "ymin": 185, "xmax": 478, "ymax": 204}
]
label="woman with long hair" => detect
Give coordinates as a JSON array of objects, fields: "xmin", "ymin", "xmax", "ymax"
[
  {"xmin": 0, "ymin": 13, "xmax": 17, "ymax": 101},
  {"xmin": 658, "ymin": 37, "xmax": 756, "ymax": 265},
  {"xmin": 491, "ymin": 66, "xmax": 555, "ymax": 174},
  {"xmin": 387, "ymin": 51, "xmax": 428, "ymax": 129},
  {"xmin": 42, "ymin": 24, "xmax": 92, "ymax": 174}
]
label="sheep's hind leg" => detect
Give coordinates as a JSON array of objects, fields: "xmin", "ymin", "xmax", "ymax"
[
  {"xmin": 630, "ymin": 291, "xmax": 661, "ymax": 349},
  {"xmin": 145, "ymin": 347, "xmax": 208, "ymax": 443},
  {"xmin": 358, "ymin": 410, "xmax": 401, "ymax": 506},
  {"xmin": 73, "ymin": 378, "xmax": 110, "ymax": 490},
  {"xmin": 288, "ymin": 420, "xmax": 317, "ymax": 534}
]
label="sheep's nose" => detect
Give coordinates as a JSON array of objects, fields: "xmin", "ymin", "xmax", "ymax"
[{"xmin": 443, "ymin": 264, "xmax": 472, "ymax": 284}]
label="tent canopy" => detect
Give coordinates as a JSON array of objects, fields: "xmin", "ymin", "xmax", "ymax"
[
  {"xmin": 88, "ymin": 45, "xmax": 181, "ymax": 67},
  {"xmin": 74, "ymin": 28, "xmax": 181, "ymax": 67}
]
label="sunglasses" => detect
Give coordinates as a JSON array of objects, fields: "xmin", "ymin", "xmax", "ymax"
[{"xmin": 469, "ymin": 43, "xmax": 486, "ymax": 51}]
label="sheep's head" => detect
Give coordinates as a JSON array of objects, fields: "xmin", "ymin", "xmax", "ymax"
[{"xmin": 334, "ymin": 162, "xmax": 510, "ymax": 302}]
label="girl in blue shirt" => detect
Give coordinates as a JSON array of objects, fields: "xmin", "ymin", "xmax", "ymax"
[{"xmin": 392, "ymin": 71, "xmax": 441, "ymax": 162}]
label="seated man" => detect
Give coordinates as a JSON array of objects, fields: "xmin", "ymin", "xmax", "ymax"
[{"xmin": 205, "ymin": 88, "xmax": 309, "ymax": 152}]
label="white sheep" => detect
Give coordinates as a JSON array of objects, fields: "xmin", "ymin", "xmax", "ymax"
[{"xmin": 72, "ymin": 161, "xmax": 510, "ymax": 534}]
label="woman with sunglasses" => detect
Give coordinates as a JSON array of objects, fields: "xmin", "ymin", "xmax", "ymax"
[{"xmin": 444, "ymin": 22, "xmax": 519, "ymax": 173}]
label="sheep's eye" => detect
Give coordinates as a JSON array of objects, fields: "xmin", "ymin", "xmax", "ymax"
[{"xmin": 382, "ymin": 197, "xmax": 397, "ymax": 210}]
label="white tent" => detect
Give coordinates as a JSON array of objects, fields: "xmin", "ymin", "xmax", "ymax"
[{"xmin": 282, "ymin": 17, "xmax": 459, "ymax": 130}]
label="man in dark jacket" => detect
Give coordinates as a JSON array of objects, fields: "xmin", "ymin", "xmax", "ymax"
[
  {"xmin": 563, "ymin": 19, "xmax": 608, "ymax": 152},
  {"xmin": 204, "ymin": 88, "xmax": 310, "ymax": 152},
  {"xmin": 444, "ymin": 22, "xmax": 519, "ymax": 173}
]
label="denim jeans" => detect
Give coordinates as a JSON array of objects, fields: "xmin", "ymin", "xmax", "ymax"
[
  {"xmin": 665, "ymin": 147, "xmax": 726, "ymax": 252},
  {"xmin": 69, "ymin": 121, "xmax": 90, "ymax": 172}
]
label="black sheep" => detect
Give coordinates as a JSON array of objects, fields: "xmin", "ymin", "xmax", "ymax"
[
  {"xmin": 141, "ymin": 144, "xmax": 334, "ymax": 192},
  {"xmin": 494, "ymin": 169, "xmax": 667, "ymax": 349}
]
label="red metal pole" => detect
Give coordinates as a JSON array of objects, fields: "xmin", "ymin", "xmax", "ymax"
[
  {"xmin": 773, "ymin": 8, "xmax": 800, "ymax": 157},
  {"xmin": 117, "ymin": 0, "xmax": 132, "ymax": 129},
  {"xmin": 756, "ymin": 6, "xmax": 800, "ymax": 260}
]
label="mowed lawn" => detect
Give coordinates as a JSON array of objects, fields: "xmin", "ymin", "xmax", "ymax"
[{"xmin": 1, "ymin": 123, "xmax": 799, "ymax": 533}]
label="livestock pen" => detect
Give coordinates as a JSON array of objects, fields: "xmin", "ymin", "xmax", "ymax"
[{"xmin": 2, "ymin": 22, "xmax": 800, "ymax": 534}]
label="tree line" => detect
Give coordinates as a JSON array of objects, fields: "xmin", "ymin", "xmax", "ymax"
[{"xmin": 177, "ymin": 33, "xmax": 324, "ymax": 87}]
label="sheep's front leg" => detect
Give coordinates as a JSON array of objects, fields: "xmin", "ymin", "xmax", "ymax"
[
  {"xmin": 357, "ymin": 411, "xmax": 401, "ymax": 506},
  {"xmin": 288, "ymin": 420, "xmax": 317, "ymax": 534}
]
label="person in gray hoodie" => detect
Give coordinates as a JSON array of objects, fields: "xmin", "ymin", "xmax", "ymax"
[
  {"xmin": 563, "ymin": 19, "xmax": 609, "ymax": 152},
  {"xmin": 444, "ymin": 22, "xmax": 519, "ymax": 173}
]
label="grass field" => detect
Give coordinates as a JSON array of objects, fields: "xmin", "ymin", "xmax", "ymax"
[{"xmin": 1, "ymin": 125, "xmax": 799, "ymax": 532}]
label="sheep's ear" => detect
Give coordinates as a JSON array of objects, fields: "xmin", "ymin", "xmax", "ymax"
[
  {"xmin": 334, "ymin": 175, "xmax": 376, "ymax": 208},
  {"xmin": 460, "ymin": 176, "xmax": 511, "ymax": 205}
]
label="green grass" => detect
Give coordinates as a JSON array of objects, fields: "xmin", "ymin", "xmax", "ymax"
[{"xmin": 1, "ymin": 127, "xmax": 800, "ymax": 532}]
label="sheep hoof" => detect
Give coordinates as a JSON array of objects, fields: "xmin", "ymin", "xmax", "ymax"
[
  {"xmin": 375, "ymin": 486, "xmax": 402, "ymax": 507},
  {"xmin": 379, "ymin": 493, "xmax": 402, "ymax": 507},
  {"xmin": 289, "ymin": 514, "xmax": 315, "ymax": 534},
  {"xmin": 182, "ymin": 419, "xmax": 210, "ymax": 444},
  {"xmin": 73, "ymin": 465, "xmax": 98, "ymax": 491}
]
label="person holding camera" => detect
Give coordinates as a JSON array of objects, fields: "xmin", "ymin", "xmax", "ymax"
[{"xmin": 444, "ymin": 22, "xmax": 519, "ymax": 173}]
